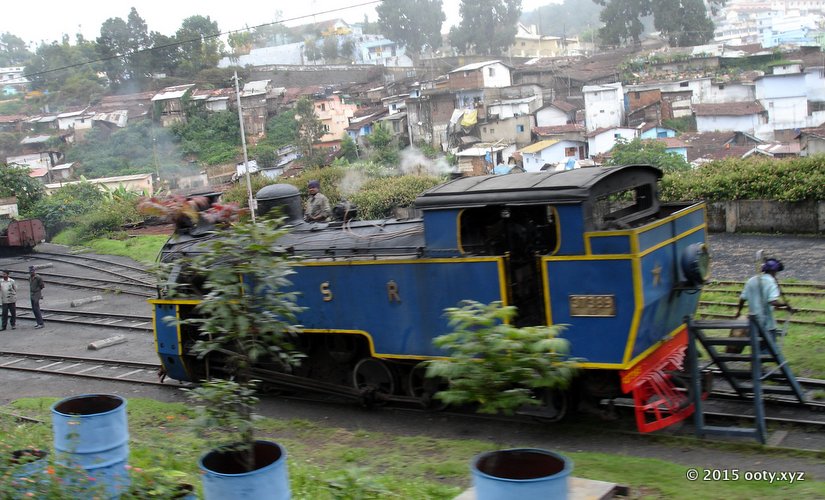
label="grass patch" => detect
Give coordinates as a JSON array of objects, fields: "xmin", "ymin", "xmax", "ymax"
[
  {"xmin": 2, "ymin": 397, "xmax": 824, "ymax": 499},
  {"xmin": 49, "ymin": 233, "xmax": 168, "ymax": 266}
]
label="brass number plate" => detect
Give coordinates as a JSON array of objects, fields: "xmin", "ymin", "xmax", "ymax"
[{"xmin": 569, "ymin": 295, "xmax": 616, "ymax": 317}]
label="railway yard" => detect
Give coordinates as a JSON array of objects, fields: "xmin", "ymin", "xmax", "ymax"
[{"xmin": 1, "ymin": 233, "xmax": 825, "ymax": 495}]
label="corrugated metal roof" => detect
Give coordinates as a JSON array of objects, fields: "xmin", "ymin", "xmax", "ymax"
[
  {"xmin": 520, "ymin": 140, "xmax": 559, "ymax": 154},
  {"xmin": 450, "ymin": 60, "xmax": 502, "ymax": 73},
  {"xmin": 151, "ymin": 84, "xmax": 195, "ymax": 102}
]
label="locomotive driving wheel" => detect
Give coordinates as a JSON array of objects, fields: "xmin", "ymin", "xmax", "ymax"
[
  {"xmin": 407, "ymin": 362, "xmax": 448, "ymax": 410},
  {"xmin": 352, "ymin": 358, "xmax": 397, "ymax": 406}
]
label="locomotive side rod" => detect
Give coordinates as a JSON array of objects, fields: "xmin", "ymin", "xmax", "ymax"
[{"xmin": 249, "ymin": 367, "xmax": 425, "ymax": 407}]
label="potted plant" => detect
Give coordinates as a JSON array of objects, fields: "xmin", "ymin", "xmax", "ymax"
[
  {"xmin": 426, "ymin": 300, "xmax": 579, "ymax": 500},
  {"xmin": 171, "ymin": 215, "xmax": 304, "ymax": 499}
]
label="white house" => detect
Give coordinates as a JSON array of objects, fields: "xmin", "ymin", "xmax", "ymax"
[
  {"xmin": 693, "ymin": 102, "xmax": 767, "ymax": 135},
  {"xmin": 535, "ymin": 100, "xmax": 579, "ymax": 127},
  {"xmin": 754, "ymin": 71, "xmax": 811, "ymax": 134},
  {"xmin": 519, "ymin": 139, "xmax": 587, "ymax": 172},
  {"xmin": 586, "ymin": 126, "xmax": 637, "ymax": 157},
  {"xmin": 56, "ymin": 109, "xmax": 93, "ymax": 131},
  {"xmin": 804, "ymin": 66, "xmax": 825, "ymax": 103},
  {"xmin": 448, "ymin": 61, "xmax": 512, "ymax": 89},
  {"xmin": 583, "ymin": 82, "xmax": 624, "ymax": 133}
]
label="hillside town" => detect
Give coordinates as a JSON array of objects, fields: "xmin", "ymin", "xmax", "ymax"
[{"xmin": 2, "ymin": 0, "xmax": 825, "ymax": 191}]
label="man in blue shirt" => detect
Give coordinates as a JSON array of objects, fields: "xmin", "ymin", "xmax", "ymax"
[{"xmin": 734, "ymin": 258, "xmax": 794, "ymax": 347}]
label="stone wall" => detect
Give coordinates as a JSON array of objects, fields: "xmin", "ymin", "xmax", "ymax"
[
  {"xmin": 707, "ymin": 200, "xmax": 825, "ymax": 234},
  {"xmin": 248, "ymin": 65, "xmax": 387, "ymax": 87}
]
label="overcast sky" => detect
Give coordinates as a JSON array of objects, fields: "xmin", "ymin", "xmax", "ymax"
[{"xmin": 3, "ymin": 1, "xmax": 555, "ymax": 48}]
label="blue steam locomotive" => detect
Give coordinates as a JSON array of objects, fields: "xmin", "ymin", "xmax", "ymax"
[{"xmin": 150, "ymin": 164, "xmax": 710, "ymax": 431}]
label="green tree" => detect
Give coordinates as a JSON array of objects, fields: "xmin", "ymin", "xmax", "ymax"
[
  {"xmin": 523, "ymin": 0, "xmax": 601, "ymax": 38},
  {"xmin": 303, "ymin": 38, "xmax": 322, "ymax": 62},
  {"xmin": 340, "ymin": 38, "xmax": 356, "ymax": 61},
  {"xmin": 0, "ymin": 164, "xmax": 46, "ymax": 215},
  {"xmin": 593, "ymin": 0, "xmax": 722, "ymax": 46},
  {"xmin": 367, "ymin": 122, "xmax": 399, "ymax": 166},
  {"xmin": 263, "ymin": 110, "xmax": 299, "ymax": 149},
  {"xmin": 96, "ymin": 16, "xmax": 130, "ymax": 85},
  {"xmin": 26, "ymin": 37, "xmax": 104, "ymax": 106},
  {"xmin": 322, "ymin": 36, "xmax": 339, "ymax": 61},
  {"xmin": 125, "ymin": 7, "xmax": 153, "ymax": 81},
  {"xmin": 175, "ymin": 16, "xmax": 224, "ymax": 78},
  {"xmin": 604, "ymin": 137, "xmax": 690, "ymax": 173},
  {"xmin": 340, "ymin": 133, "xmax": 358, "ymax": 162},
  {"xmin": 0, "ymin": 32, "xmax": 32, "ymax": 66},
  {"xmin": 449, "ymin": 0, "xmax": 522, "ymax": 55},
  {"xmin": 593, "ymin": 0, "xmax": 648, "ymax": 46},
  {"xmin": 148, "ymin": 31, "xmax": 181, "ymax": 77},
  {"xmin": 376, "ymin": 0, "xmax": 446, "ymax": 55},
  {"xmin": 293, "ymin": 97, "xmax": 325, "ymax": 167}
]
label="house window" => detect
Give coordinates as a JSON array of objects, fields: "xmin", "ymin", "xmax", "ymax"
[
  {"xmin": 516, "ymin": 125, "xmax": 524, "ymax": 132},
  {"xmin": 323, "ymin": 124, "xmax": 330, "ymax": 132},
  {"xmin": 614, "ymin": 133, "xmax": 621, "ymax": 139},
  {"xmin": 521, "ymin": 42, "xmax": 526, "ymax": 47},
  {"xmin": 392, "ymin": 121, "xmax": 400, "ymax": 132},
  {"xmin": 483, "ymin": 127, "xmax": 487, "ymax": 133},
  {"xmin": 679, "ymin": 81, "xmax": 689, "ymax": 87},
  {"xmin": 564, "ymin": 147, "xmax": 577, "ymax": 157},
  {"xmin": 319, "ymin": 103, "xmax": 326, "ymax": 111},
  {"xmin": 488, "ymin": 67, "xmax": 495, "ymax": 77},
  {"xmin": 634, "ymin": 92, "xmax": 640, "ymax": 99},
  {"xmin": 490, "ymin": 128, "xmax": 495, "ymax": 134}
]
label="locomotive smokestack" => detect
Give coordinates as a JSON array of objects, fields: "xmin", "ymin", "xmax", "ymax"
[{"xmin": 255, "ymin": 184, "xmax": 304, "ymax": 223}]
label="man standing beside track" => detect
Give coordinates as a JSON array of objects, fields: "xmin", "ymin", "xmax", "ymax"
[
  {"xmin": 734, "ymin": 258, "xmax": 795, "ymax": 348},
  {"xmin": 1, "ymin": 270, "xmax": 17, "ymax": 330},
  {"xmin": 29, "ymin": 266, "xmax": 45, "ymax": 329}
]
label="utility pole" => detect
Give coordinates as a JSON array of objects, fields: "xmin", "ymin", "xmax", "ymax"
[{"xmin": 233, "ymin": 70, "xmax": 256, "ymax": 222}]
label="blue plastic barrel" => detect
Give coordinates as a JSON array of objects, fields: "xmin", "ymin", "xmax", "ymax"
[
  {"xmin": 51, "ymin": 394, "xmax": 130, "ymax": 498},
  {"xmin": 471, "ymin": 448, "xmax": 572, "ymax": 500},
  {"xmin": 199, "ymin": 440, "xmax": 290, "ymax": 499}
]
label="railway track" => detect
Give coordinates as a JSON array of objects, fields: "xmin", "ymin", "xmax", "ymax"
[
  {"xmin": 0, "ymin": 351, "xmax": 176, "ymax": 387},
  {"xmin": 14, "ymin": 306, "xmax": 153, "ymax": 331},
  {"xmin": 8, "ymin": 268, "xmax": 155, "ymax": 298},
  {"xmin": 30, "ymin": 251, "xmax": 156, "ymax": 286}
]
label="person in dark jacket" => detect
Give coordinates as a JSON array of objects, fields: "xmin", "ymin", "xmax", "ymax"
[{"xmin": 29, "ymin": 266, "xmax": 45, "ymax": 329}]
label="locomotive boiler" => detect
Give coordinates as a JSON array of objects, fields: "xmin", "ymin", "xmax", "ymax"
[{"xmin": 150, "ymin": 164, "xmax": 710, "ymax": 431}]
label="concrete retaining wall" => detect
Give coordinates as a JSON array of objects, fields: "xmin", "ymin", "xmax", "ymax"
[{"xmin": 707, "ymin": 200, "xmax": 825, "ymax": 234}]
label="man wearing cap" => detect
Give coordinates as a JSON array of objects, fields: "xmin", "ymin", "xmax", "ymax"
[
  {"xmin": 1, "ymin": 270, "xmax": 17, "ymax": 331},
  {"xmin": 29, "ymin": 266, "xmax": 45, "ymax": 329},
  {"xmin": 304, "ymin": 180, "xmax": 331, "ymax": 222},
  {"xmin": 734, "ymin": 258, "xmax": 795, "ymax": 350}
]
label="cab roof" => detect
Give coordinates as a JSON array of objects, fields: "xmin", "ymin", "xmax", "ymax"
[{"xmin": 414, "ymin": 165, "xmax": 662, "ymax": 210}]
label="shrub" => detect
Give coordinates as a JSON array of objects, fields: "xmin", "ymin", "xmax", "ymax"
[{"xmin": 660, "ymin": 155, "xmax": 825, "ymax": 202}]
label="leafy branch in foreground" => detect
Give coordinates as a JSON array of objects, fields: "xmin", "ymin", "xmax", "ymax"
[
  {"xmin": 426, "ymin": 300, "xmax": 579, "ymax": 415},
  {"xmin": 177, "ymin": 217, "xmax": 305, "ymax": 472}
]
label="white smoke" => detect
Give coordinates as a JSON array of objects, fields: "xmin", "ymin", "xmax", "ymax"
[
  {"xmin": 398, "ymin": 146, "xmax": 452, "ymax": 177},
  {"xmin": 339, "ymin": 168, "xmax": 370, "ymax": 197}
]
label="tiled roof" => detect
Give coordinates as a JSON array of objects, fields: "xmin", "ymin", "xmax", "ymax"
[
  {"xmin": 692, "ymin": 101, "xmax": 765, "ymax": 116},
  {"xmin": 533, "ymin": 124, "xmax": 585, "ymax": 135},
  {"xmin": 643, "ymin": 137, "xmax": 689, "ymax": 149}
]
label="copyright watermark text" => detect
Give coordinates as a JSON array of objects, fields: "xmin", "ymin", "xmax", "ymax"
[{"xmin": 685, "ymin": 468, "xmax": 805, "ymax": 483}]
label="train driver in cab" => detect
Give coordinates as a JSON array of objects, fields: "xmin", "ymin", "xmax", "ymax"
[{"xmin": 305, "ymin": 180, "xmax": 331, "ymax": 222}]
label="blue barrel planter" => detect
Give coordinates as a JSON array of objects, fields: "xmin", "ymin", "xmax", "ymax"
[
  {"xmin": 199, "ymin": 440, "xmax": 289, "ymax": 500},
  {"xmin": 10, "ymin": 449, "xmax": 49, "ymax": 494},
  {"xmin": 51, "ymin": 394, "xmax": 130, "ymax": 498},
  {"xmin": 471, "ymin": 448, "xmax": 572, "ymax": 500}
]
